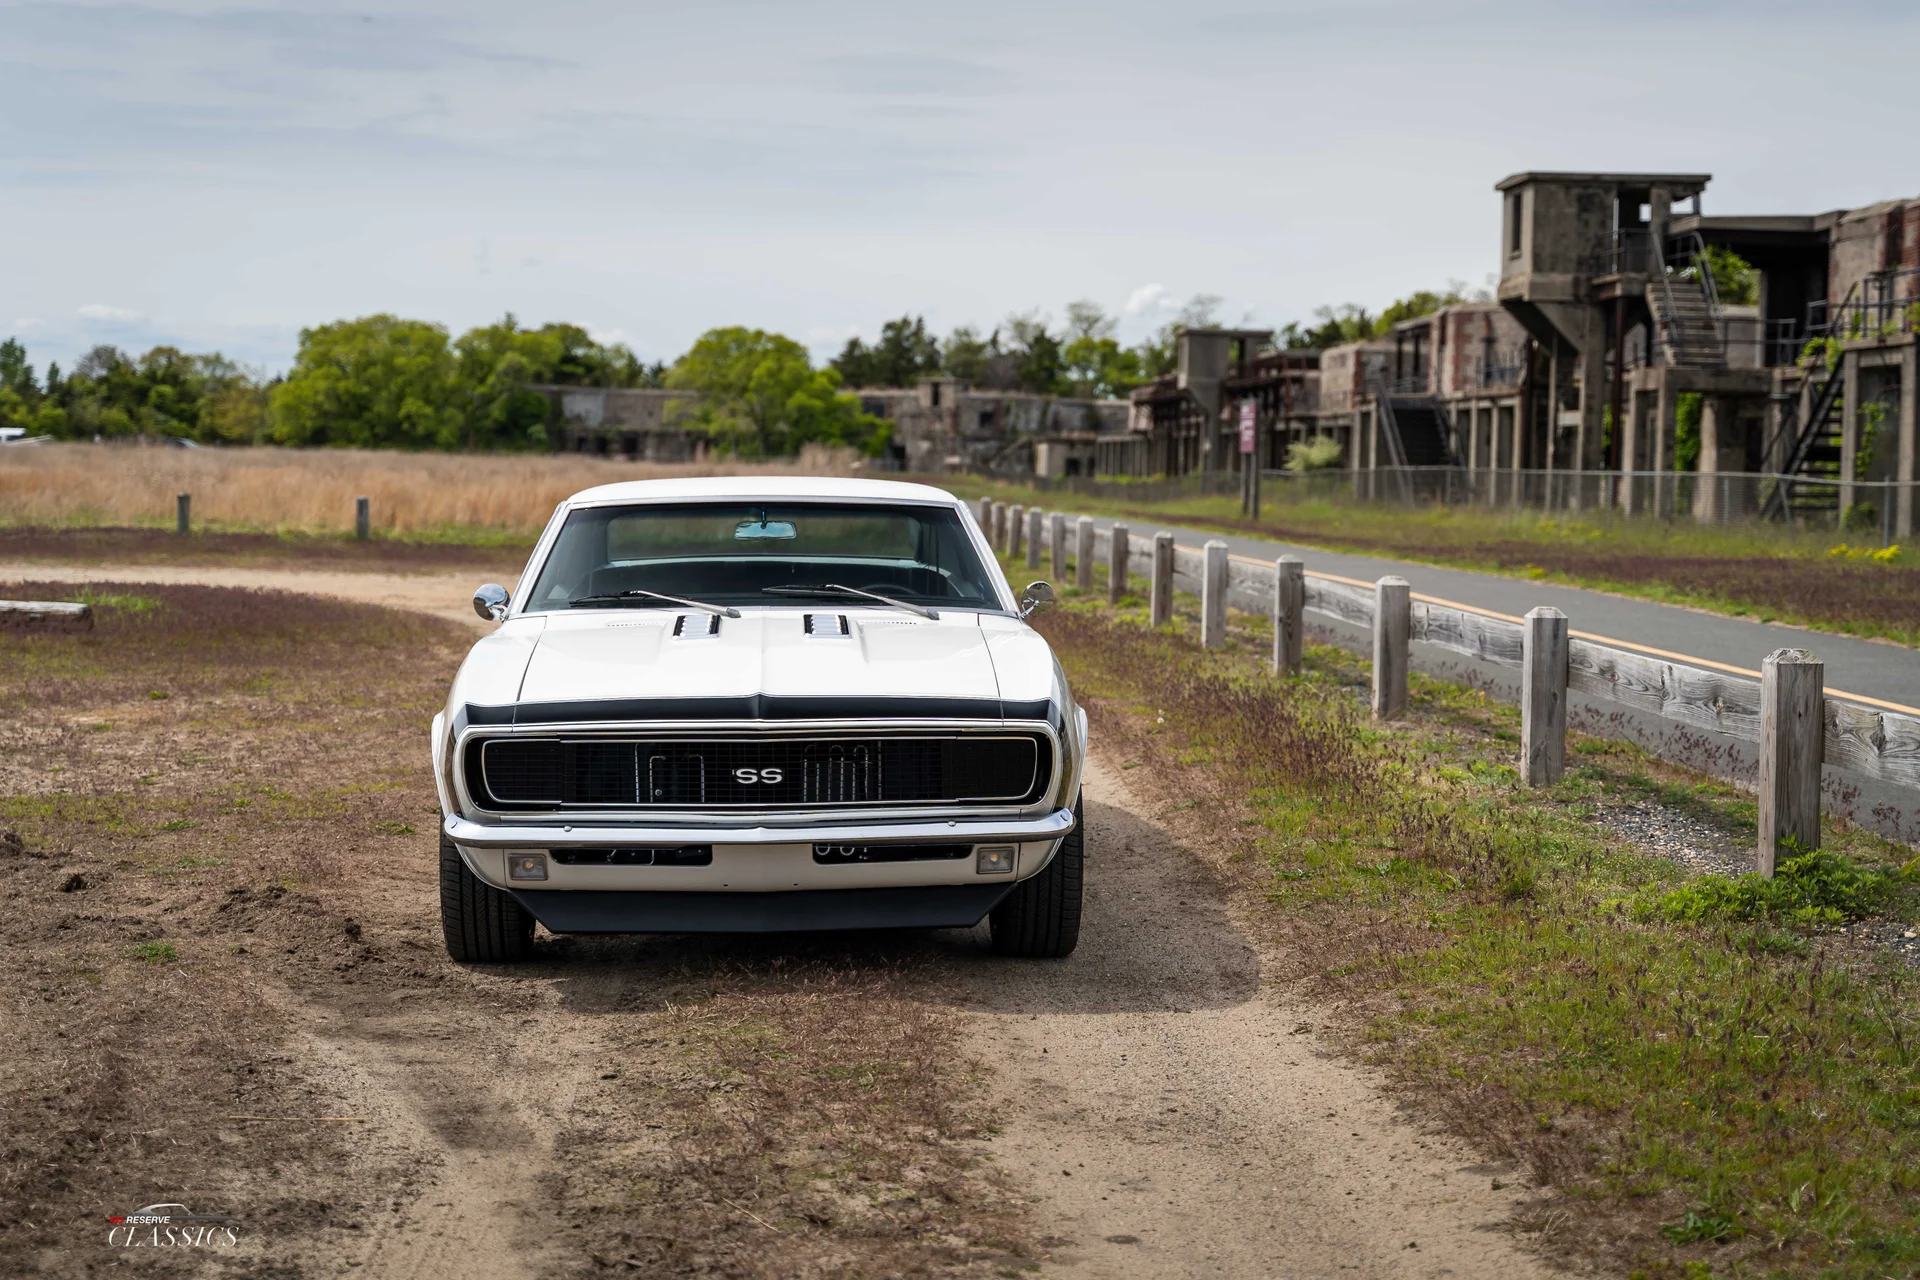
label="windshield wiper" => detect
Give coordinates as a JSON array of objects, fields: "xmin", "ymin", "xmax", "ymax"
[
  {"xmin": 762, "ymin": 583, "xmax": 939, "ymax": 620},
  {"xmin": 570, "ymin": 588, "xmax": 741, "ymax": 618}
]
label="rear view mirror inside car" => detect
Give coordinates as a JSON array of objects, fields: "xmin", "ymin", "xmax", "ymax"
[{"xmin": 734, "ymin": 519, "xmax": 797, "ymax": 540}]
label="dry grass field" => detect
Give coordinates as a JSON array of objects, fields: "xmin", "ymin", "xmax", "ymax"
[{"xmin": 0, "ymin": 443, "xmax": 864, "ymax": 539}]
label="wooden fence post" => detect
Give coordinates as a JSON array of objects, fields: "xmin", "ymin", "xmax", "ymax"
[
  {"xmin": 1520, "ymin": 606, "xmax": 1568, "ymax": 785},
  {"xmin": 1008, "ymin": 504, "xmax": 1024, "ymax": 558},
  {"xmin": 1758, "ymin": 648, "xmax": 1824, "ymax": 877},
  {"xmin": 1025, "ymin": 508, "xmax": 1043, "ymax": 569},
  {"xmin": 1273, "ymin": 555, "xmax": 1304, "ymax": 675},
  {"xmin": 1075, "ymin": 516, "xmax": 1095, "ymax": 589},
  {"xmin": 355, "ymin": 496, "xmax": 370, "ymax": 541},
  {"xmin": 1108, "ymin": 523, "xmax": 1129, "ymax": 604},
  {"xmin": 990, "ymin": 502, "xmax": 1007, "ymax": 550},
  {"xmin": 176, "ymin": 492, "xmax": 191, "ymax": 535},
  {"xmin": 1371, "ymin": 575, "xmax": 1410, "ymax": 719},
  {"xmin": 976, "ymin": 496, "xmax": 992, "ymax": 529},
  {"xmin": 1049, "ymin": 512, "xmax": 1067, "ymax": 581},
  {"xmin": 1150, "ymin": 532, "xmax": 1174, "ymax": 626},
  {"xmin": 1201, "ymin": 539, "xmax": 1228, "ymax": 649}
]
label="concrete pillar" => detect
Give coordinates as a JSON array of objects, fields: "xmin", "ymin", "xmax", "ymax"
[
  {"xmin": 1757, "ymin": 648, "xmax": 1824, "ymax": 877},
  {"xmin": 1273, "ymin": 556, "xmax": 1304, "ymax": 675},
  {"xmin": 1107, "ymin": 523, "xmax": 1129, "ymax": 604},
  {"xmin": 1048, "ymin": 512, "xmax": 1067, "ymax": 581},
  {"xmin": 1075, "ymin": 516, "xmax": 1096, "ymax": 589},
  {"xmin": 1201, "ymin": 540, "xmax": 1228, "ymax": 649},
  {"xmin": 176, "ymin": 492, "xmax": 191, "ymax": 535},
  {"xmin": 1899, "ymin": 343, "xmax": 1917, "ymax": 537},
  {"xmin": 1025, "ymin": 508, "xmax": 1043, "ymax": 570},
  {"xmin": 1693, "ymin": 395, "xmax": 1723, "ymax": 523},
  {"xmin": 976, "ymin": 496, "xmax": 991, "ymax": 529},
  {"xmin": 1150, "ymin": 532, "xmax": 1174, "ymax": 627},
  {"xmin": 1371, "ymin": 576, "xmax": 1410, "ymax": 720},
  {"xmin": 1653, "ymin": 374, "xmax": 1678, "ymax": 520},
  {"xmin": 990, "ymin": 502, "xmax": 1007, "ymax": 549},
  {"xmin": 1620, "ymin": 389, "xmax": 1642, "ymax": 515},
  {"xmin": 1520, "ymin": 607, "xmax": 1568, "ymax": 786},
  {"xmin": 1008, "ymin": 504, "xmax": 1025, "ymax": 558}
]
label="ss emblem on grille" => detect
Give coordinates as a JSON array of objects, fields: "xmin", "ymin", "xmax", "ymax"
[{"xmin": 733, "ymin": 767, "xmax": 785, "ymax": 785}]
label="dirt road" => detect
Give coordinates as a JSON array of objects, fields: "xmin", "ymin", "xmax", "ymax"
[{"xmin": 5, "ymin": 565, "xmax": 1555, "ymax": 1277}]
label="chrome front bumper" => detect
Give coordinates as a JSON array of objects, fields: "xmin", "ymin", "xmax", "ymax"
[{"xmin": 442, "ymin": 807, "xmax": 1077, "ymax": 850}]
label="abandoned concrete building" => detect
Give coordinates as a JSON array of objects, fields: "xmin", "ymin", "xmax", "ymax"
[
  {"xmin": 1104, "ymin": 170, "xmax": 1919, "ymax": 530},
  {"xmin": 539, "ymin": 381, "xmax": 1127, "ymax": 476}
]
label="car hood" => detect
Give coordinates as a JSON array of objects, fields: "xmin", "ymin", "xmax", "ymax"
[{"xmin": 451, "ymin": 607, "xmax": 1056, "ymax": 719}]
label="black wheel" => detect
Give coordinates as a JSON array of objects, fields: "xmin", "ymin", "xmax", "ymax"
[
  {"xmin": 439, "ymin": 829, "xmax": 535, "ymax": 963},
  {"xmin": 989, "ymin": 793, "xmax": 1083, "ymax": 958}
]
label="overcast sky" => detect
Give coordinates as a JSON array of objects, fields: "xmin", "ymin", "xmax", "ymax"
[{"xmin": 5, "ymin": 0, "xmax": 1917, "ymax": 375}]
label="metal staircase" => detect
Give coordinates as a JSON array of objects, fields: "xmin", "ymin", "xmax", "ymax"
[
  {"xmin": 1759, "ymin": 351, "xmax": 1848, "ymax": 522},
  {"xmin": 1648, "ymin": 235, "xmax": 1726, "ymax": 368}
]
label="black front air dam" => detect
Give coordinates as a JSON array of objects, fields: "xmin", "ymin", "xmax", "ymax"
[{"xmin": 507, "ymin": 884, "xmax": 1018, "ymax": 934}]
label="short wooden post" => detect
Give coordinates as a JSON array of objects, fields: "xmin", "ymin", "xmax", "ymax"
[
  {"xmin": 1025, "ymin": 508, "xmax": 1043, "ymax": 569},
  {"xmin": 1048, "ymin": 512, "xmax": 1067, "ymax": 581},
  {"xmin": 1520, "ymin": 606, "xmax": 1568, "ymax": 785},
  {"xmin": 1371, "ymin": 575, "xmax": 1410, "ymax": 719},
  {"xmin": 1201, "ymin": 539, "xmax": 1228, "ymax": 649},
  {"xmin": 1758, "ymin": 648, "xmax": 1824, "ymax": 877},
  {"xmin": 990, "ymin": 502, "xmax": 1007, "ymax": 549},
  {"xmin": 175, "ymin": 492, "xmax": 191, "ymax": 535},
  {"xmin": 1150, "ymin": 532, "xmax": 1175, "ymax": 626},
  {"xmin": 1107, "ymin": 523, "xmax": 1129, "ymax": 604},
  {"xmin": 1075, "ymin": 517, "xmax": 1096, "ymax": 589},
  {"xmin": 1008, "ymin": 504, "xmax": 1024, "ymax": 558},
  {"xmin": 1273, "ymin": 555, "xmax": 1304, "ymax": 675},
  {"xmin": 976, "ymin": 496, "xmax": 992, "ymax": 529},
  {"xmin": 355, "ymin": 495, "xmax": 371, "ymax": 540}
]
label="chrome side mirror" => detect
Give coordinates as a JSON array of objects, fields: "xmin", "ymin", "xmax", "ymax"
[
  {"xmin": 1018, "ymin": 581, "xmax": 1055, "ymax": 619},
  {"xmin": 472, "ymin": 583, "xmax": 510, "ymax": 622}
]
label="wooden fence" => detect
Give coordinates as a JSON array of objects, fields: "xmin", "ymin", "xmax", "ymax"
[{"xmin": 977, "ymin": 498, "xmax": 1919, "ymax": 877}]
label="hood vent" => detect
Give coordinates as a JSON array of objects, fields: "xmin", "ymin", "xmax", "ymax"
[
  {"xmin": 803, "ymin": 613, "xmax": 850, "ymax": 637},
  {"xmin": 672, "ymin": 613, "xmax": 721, "ymax": 638}
]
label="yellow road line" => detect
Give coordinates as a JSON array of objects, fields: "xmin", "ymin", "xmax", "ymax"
[{"xmin": 1205, "ymin": 547, "xmax": 1920, "ymax": 718}]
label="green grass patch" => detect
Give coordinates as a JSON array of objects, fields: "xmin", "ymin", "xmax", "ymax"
[{"xmin": 126, "ymin": 942, "xmax": 177, "ymax": 965}]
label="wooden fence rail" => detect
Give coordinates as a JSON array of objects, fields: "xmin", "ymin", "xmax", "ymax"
[{"xmin": 1004, "ymin": 502, "xmax": 1920, "ymax": 876}]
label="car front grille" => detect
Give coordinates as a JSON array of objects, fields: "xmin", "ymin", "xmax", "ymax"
[{"xmin": 468, "ymin": 734, "xmax": 1047, "ymax": 810}]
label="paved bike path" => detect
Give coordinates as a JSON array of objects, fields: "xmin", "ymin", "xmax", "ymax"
[{"xmin": 1074, "ymin": 516, "xmax": 1920, "ymax": 716}]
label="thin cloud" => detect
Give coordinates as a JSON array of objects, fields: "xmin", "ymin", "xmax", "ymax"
[{"xmin": 77, "ymin": 303, "xmax": 144, "ymax": 322}]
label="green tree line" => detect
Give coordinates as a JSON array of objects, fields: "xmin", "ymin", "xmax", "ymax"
[
  {"xmin": 0, "ymin": 316, "xmax": 665, "ymax": 450},
  {"xmin": 3, "ymin": 276, "xmax": 1570, "ymax": 455}
]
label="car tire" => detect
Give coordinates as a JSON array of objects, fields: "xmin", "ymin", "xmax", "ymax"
[
  {"xmin": 989, "ymin": 793, "xmax": 1083, "ymax": 958},
  {"xmin": 439, "ymin": 829, "xmax": 535, "ymax": 963}
]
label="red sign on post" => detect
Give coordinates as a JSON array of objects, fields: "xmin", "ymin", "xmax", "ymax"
[{"xmin": 1237, "ymin": 400, "xmax": 1257, "ymax": 455}]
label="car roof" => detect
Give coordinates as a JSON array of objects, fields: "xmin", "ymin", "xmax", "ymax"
[{"xmin": 563, "ymin": 475, "xmax": 965, "ymax": 507}]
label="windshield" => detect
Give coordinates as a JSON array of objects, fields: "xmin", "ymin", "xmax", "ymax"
[{"xmin": 522, "ymin": 502, "xmax": 1002, "ymax": 613}]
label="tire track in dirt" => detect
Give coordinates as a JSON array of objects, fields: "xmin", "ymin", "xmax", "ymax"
[
  {"xmin": 256, "ymin": 973, "xmax": 601, "ymax": 1279},
  {"xmin": 946, "ymin": 758, "xmax": 1558, "ymax": 1279}
]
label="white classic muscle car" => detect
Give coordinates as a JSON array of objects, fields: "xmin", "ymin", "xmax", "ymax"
[{"xmin": 432, "ymin": 477, "xmax": 1086, "ymax": 961}]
